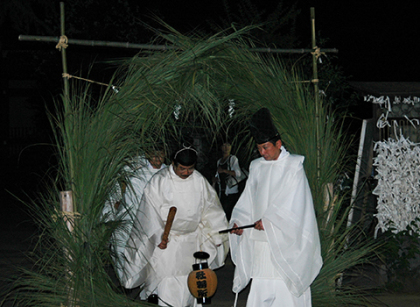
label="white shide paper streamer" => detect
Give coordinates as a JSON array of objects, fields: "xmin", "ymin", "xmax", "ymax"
[{"xmin": 373, "ymin": 135, "xmax": 420, "ymax": 236}]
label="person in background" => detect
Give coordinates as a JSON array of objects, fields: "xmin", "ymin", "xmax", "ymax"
[
  {"xmin": 122, "ymin": 144, "xmax": 229, "ymax": 307},
  {"xmin": 229, "ymin": 108, "xmax": 322, "ymax": 307},
  {"xmin": 213, "ymin": 141, "xmax": 242, "ymax": 220}
]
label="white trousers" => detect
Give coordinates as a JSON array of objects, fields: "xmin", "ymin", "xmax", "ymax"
[
  {"xmin": 156, "ymin": 276, "xmax": 193, "ymax": 307},
  {"xmin": 152, "ymin": 276, "xmax": 203, "ymax": 307},
  {"xmin": 246, "ymin": 278, "xmax": 312, "ymax": 307}
]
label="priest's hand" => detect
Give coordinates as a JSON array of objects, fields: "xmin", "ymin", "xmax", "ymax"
[
  {"xmin": 230, "ymin": 223, "xmax": 243, "ymax": 235},
  {"xmin": 255, "ymin": 219, "xmax": 264, "ymax": 231},
  {"xmin": 158, "ymin": 238, "xmax": 169, "ymax": 249}
]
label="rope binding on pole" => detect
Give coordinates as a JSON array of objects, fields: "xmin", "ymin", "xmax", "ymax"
[{"xmin": 56, "ymin": 35, "xmax": 69, "ymax": 51}]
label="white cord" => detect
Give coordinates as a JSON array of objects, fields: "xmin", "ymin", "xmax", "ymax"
[{"xmin": 233, "ymin": 292, "xmax": 238, "ymax": 307}]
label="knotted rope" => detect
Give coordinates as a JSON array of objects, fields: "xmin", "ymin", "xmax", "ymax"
[
  {"xmin": 311, "ymin": 46, "xmax": 325, "ymax": 60},
  {"xmin": 56, "ymin": 35, "xmax": 68, "ymax": 51},
  {"xmin": 52, "ymin": 208, "xmax": 81, "ymax": 222}
]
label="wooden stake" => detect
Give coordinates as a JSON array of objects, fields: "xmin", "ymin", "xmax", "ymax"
[
  {"xmin": 60, "ymin": 191, "xmax": 74, "ymax": 232},
  {"xmin": 60, "ymin": 190, "xmax": 76, "ymax": 306}
]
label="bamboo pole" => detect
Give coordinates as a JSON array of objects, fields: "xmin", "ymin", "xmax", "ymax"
[
  {"xmin": 58, "ymin": 2, "xmax": 76, "ymax": 208},
  {"xmin": 60, "ymin": 3, "xmax": 69, "ymax": 99},
  {"xmin": 18, "ymin": 35, "xmax": 338, "ymax": 55},
  {"xmin": 311, "ymin": 7, "xmax": 322, "ymax": 182}
]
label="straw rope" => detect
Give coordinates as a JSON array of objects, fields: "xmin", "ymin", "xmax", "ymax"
[
  {"xmin": 62, "ymin": 73, "xmax": 109, "ymax": 87},
  {"xmin": 311, "ymin": 46, "xmax": 325, "ymax": 60},
  {"xmin": 56, "ymin": 35, "xmax": 68, "ymax": 51},
  {"xmin": 62, "ymin": 211, "xmax": 81, "ymax": 218},
  {"xmin": 52, "ymin": 208, "xmax": 81, "ymax": 222},
  {"xmin": 292, "ymin": 79, "xmax": 320, "ymax": 84},
  {"xmin": 62, "ymin": 73, "xmax": 119, "ymax": 92}
]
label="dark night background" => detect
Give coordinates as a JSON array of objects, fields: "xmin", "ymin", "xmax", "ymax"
[
  {"xmin": 147, "ymin": 0, "xmax": 420, "ymax": 81},
  {"xmin": 1, "ymin": 0, "xmax": 420, "ymax": 230},
  {"xmin": 162, "ymin": 0, "xmax": 419, "ymax": 81}
]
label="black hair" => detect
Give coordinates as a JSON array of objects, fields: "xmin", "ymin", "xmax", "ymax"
[
  {"xmin": 267, "ymin": 135, "xmax": 282, "ymax": 146},
  {"xmin": 173, "ymin": 145, "xmax": 198, "ymax": 166},
  {"xmin": 146, "ymin": 141, "xmax": 166, "ymax": 155}
]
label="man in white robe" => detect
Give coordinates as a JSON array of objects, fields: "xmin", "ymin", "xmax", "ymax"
[
  {"xmin": 122, "ymin": 145, "xmax": 229, "ymax": 306},
  {"xmin": 111, "ymin": 149, "xmax": 166, "ymax": 282},
  {"xmin": 230, "ymin": 108, "xmax": 322, "ymax": 307}
]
